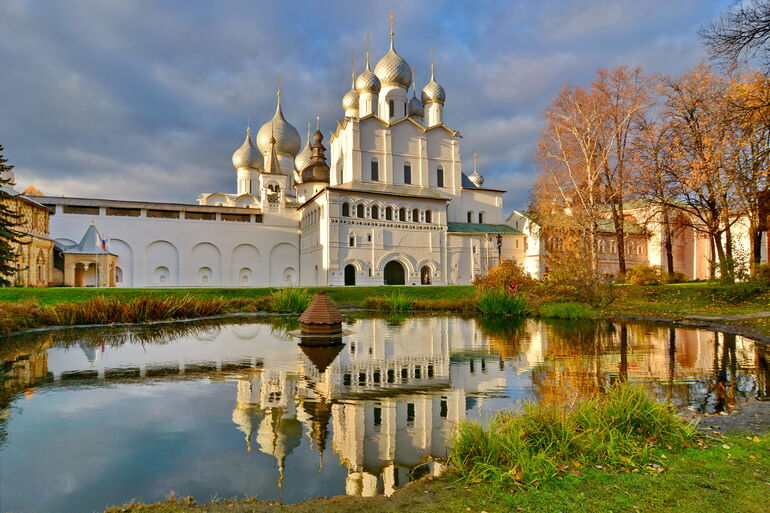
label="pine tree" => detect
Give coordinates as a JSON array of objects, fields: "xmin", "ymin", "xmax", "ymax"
[{"xmin": 0, "ymin": 145, "xmax": 26, "ymax": 286}]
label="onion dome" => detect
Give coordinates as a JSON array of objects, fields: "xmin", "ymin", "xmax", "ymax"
[
  {"xmin": 469, "ymin": 152, "xmax": 484, "ymax": 187},
  {"xmin": 421, "ymin": 62, "xmax": 446, "ymax": 105},
  {"xmin": 294, "ymin": 123, "xmax": 313, "ymax": 183},
  {"xmin": 408, "ymin": 81, "xmax": 424, "ymax": 118},
  {"xmin": 342, "ymin": 72, "xmax": 360, "ymax": 115},
  {"xmin": 301, "ymin": 130, "xmax": 331, "ymax": 184},
  {"xmin": 374, "ymin": 30, "xmax": 412, "ymax": 89},
  {"xmin": 231, "ymin": 127, "xmax": 263, "ymax": 170},
  {"xmin": 257, "ymin": 91, "xmax": 301, "ymax": 157},
  {"xmin": 355, "ymin": 51, "xmax": 381, "ymax": 94}
]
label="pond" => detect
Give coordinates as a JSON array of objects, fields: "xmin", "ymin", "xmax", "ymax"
[{"xmin": 1, "ymin": 316, "xmax": 768, "ymax": 513}]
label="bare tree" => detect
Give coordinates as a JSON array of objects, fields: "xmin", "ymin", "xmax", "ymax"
[{"xmin": 702, "ymin": 0, "xmax": 770, "ymax": 68}]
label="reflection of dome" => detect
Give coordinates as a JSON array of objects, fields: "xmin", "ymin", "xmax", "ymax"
[
  {"xmin": 231, "ymin": 324, "xmax": 261, "ymax": 340},
  {"xmin": 231, "ymin": 127, "xmax": 263, "ymax": 170},
  {"xmin": 257, "ymin": 409, "xmax": 303, "ymax": 487},
  {"xmin": 257, "ymin": 93, "xmax": 301, "ymax": 157},
  {"xmin": 232, "ymin": 406, "xmax": 263, "ymax": 451}
]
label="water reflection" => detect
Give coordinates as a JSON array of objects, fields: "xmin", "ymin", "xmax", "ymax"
[{"xmin": 0, "ymin": 316, "xmax": 768, "ymax": 513}]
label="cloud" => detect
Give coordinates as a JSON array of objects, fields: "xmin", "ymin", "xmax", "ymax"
[{"xmin": 0, "ymin": 0, "xmax": 732, "ymax": 211}]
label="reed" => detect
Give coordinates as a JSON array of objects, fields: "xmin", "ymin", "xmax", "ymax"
[
  {"xmin": 269, "ymin": 288, "xmax": 313, "ymax": 313},
  {"xmin": 363, "ymin": 291, "xmax": 416, "ymax": 311},
  {"xmin": 476, "ymin": 289, "xmax": 532, "ymax": 316},
  {"xmin": 449, "ymin": 383, "xmax": 696, "ymax": 488}
]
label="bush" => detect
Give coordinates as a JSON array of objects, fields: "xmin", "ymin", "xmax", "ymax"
[
  {"xmin": 663, "ymin": 271, "xmax": 689, "ymax": 284},
  {"xmin": 449, "ymin": 384, "xmax": 696, "ymax": 488},
  {"xmin": 474, "ymin": 259, "xmax": 535, "ymax": 291},
  {"xmin": 269, "ymin": 288, "xmax": 313, "ymax": 312},
  {"xmin": 363, "ymin": 292, "xmax": 413, "ymax": 311},
  {"xmin": 749, "ymin": 263, "xmax": 770, "ymax": 285},
  {"xmin": 538, "ymin": 302, "xmax": 597, "ymax": 319},
  {"xmin": 537, "ymin": 269, "xmax": 615, "ymax": 309},
  {"xmin": 625, "ymin": 265, "xmax": 663, "ymax": 285},
  {"xmin": 477, "ymin": 289, "xmax": 532, "ymax": 316}
]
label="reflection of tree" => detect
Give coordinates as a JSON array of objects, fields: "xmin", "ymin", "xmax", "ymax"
[
  {"xmin": 476, "ymin": 317, "xmax": 528, "ymax": 360},
  {"xmin": 757, "ymin": 345, "xmax": 769, "ymax": 400}
]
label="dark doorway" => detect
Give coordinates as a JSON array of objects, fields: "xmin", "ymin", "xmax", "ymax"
[
  {"xmin": 344, "ymin": 264, "xmax": 356, "ymax": 286},
  {"xmin": 420, "ymin": 266, "xmax": 431, "ymax": 285},
  {"xmin": 384, "ymin": 261, "xmax": 406, "ymax": 285}
]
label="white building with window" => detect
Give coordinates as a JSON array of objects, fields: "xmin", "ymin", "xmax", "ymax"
[{"xmin": 40, "ymin": 24, "xmax": 524, "ymax": 287}]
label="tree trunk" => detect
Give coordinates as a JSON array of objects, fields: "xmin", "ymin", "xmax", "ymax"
[
  {"xmin": 713, "ymin": 229, "xmax": 733, "ymax": 283},
  {"xmin": 662, "ymin": 208, "xmax": 675, "ymax": 278},
  {"xmin": 709, "ymin": 234, "xmax": 717, "ymax": 281},
  {"xmin": 610, "ymin": 202, "xmax": 626, "ymax": 277},
  {"xmin": 749, "ymin": 219, "xmax": 763, "ymax": 272}
]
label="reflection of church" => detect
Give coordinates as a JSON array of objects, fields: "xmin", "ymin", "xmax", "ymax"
[{"xmin": 230, "ymin": 317, "xmax": 510, "ymax": 496}]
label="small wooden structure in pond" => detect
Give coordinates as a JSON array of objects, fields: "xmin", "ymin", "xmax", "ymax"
[{"xmin": 299, "ymin": 292, "xmax": 343, "ymax": 335}]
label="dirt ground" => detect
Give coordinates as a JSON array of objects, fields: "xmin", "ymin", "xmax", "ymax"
[{"xmin": 688, "ymin": 400, "xmax": 770, "ymax": 434}]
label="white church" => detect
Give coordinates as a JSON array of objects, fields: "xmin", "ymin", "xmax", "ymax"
[{"xmin": 40, "ymin": 24, "xmax": 531, "ymax": 288}]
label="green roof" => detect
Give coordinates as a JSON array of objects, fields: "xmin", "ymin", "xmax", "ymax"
[
  {"xmin": 447, "ymin": 222, "xmax": 523, "ymax": 235},
  {"xmin": 596, "ymin": 218, "xmax": 647, "ymax": 235}
]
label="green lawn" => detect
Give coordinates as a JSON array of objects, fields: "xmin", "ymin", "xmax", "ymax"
[
  {"xmin": 103, "ymin": 432, "xmax": 769, "ymax": 513},
  {"xmin": 0, "ymin": 286, "xmax": 474, "ymax": 307}
]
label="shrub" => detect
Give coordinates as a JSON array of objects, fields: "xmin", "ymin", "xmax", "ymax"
[
  {"xmin": 749, "ymin": 263, "xmax": 770, "ymax": 285},
  {"xmin": 537, "ymin": 269, "xmax": 615, "ymax": 309},
  {"xmin": 270, "ymin": 288, "xmax": 313, "ymax": 313},
  {"xmin": 538, "ymin": 302, "xmax": 597, "ymax": 319},
  {"xmin": 663, "ymin": 271, "xmax": 689, "ymax": 284},
  {"xmin": 477, "ymin": 289, "xmax": 532, "ymax": 316},
  {"xmin": 449, "ymin": 383, "xmax": 696, "ymax": 488},
  {"xmin": 625, "ymin": 265, "xmax": 663, "ymax": 285},
  {"xmin": 474, "ymin": 259, "xmax": 535, "ymax": 291}
]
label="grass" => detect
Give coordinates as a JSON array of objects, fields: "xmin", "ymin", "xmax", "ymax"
[
  {"xmin": 476, "ymin": 289, "xmax": 532, "ymax": 316},
  {"xmin": 538, "ymin": 302, "xmax": 598, "ymax": 319},
  {"xmin": 96, "ymin": 428, "xmax": 770, "ymax": 513},
  {"xmin": 449, "ymin": 384, "xmax": 696, "ymax": 488}
]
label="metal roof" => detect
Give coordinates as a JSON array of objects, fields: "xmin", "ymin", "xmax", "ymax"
[
  {"xmin": 447, "ymin": 222, "xmax": 523, "ymax": 235},
  {"xmin": 328, "ymin": 181, "xmax": 451, "ymax": 201}
]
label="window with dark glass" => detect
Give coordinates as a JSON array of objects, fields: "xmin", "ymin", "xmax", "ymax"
[
  {"xmin": 412, "ymin": 208, "xmax": 419, "ymax": 222},
  {"xmin": 467, "ymin": 211, "xmax": 472, "ymax": 223},
  {"xmin": 388, "ymin": 100, "xmax": 394, "ymax": 118},
  {"xmin": 371, "ymin": 205, "xmax": 379, "ymax": 219},
  {"xmin": 371, "ymin": 160, "xmax": 379, "ymax": 181},
  {"xmin": 425, "ymin": 210, "xmax": 432, "ymax": 223},
  {"xmin": 399, "ymin": 208, "xmax": 406, "ymax": 222},
  {"xmin": 478, "ymin": 212, "xmax": 484, "ymax": 224},
  {"xmin": 437, "ymin": 166, "xmax": 444, "ymax": 187},
  {"xmin": 357, "ymin": 204, "xmax": 365, "ymax": 218},
  {"xmin": 386, "ymin": 207, "xmax": 393, "ymax": 220},
  {"xmin": 349, "ymin": 236, "xmax": 355, "ymax": 247},
  {"xmin": 403, "ymin": 163, "xmax": 411, "ymax": 184},
  {"xmin": 342, "ymin": 203, "xmax": 350, "ymax": 217}
]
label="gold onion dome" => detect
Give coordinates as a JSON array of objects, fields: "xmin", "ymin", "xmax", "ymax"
[
  {"xmin": 294, "ymin": 123, "xmax": 313, "ymax": 183},
  {"xmin": 231, "ymin": 127, "xmax": 263, "ymax": 170},
  {"xmin": 421, "ymin": 62, "xmax": 446, "ymax": 105},
  {"xmin": 355, "ymin": 52, "xmax": 381, "ymax": 94},
  {"xmin": 257, "ymin": 93, "xmax": 301, "ymax": 157},
  {"xmin": 374, "ymin": 30, "xmax": 412, "ymax": 89},
  {"xmin": 342, "ymin": 73, "xmax": 360, "ymax": 112},
  {"xmin": 301, "ymin": 130, "xmax": 331, "ymax": 184},
  {"xmin": 408, "ymin": 81, "xmax": 424, "ymax": 118}
]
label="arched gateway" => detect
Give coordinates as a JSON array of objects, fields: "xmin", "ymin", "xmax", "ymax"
[
  {"xmin": 344, "ymin": 264, "xmax": 356, "ymax": 286},
  {"xmin": 383, "ymin": 260, "xmax": 406, "ymax": 285}
]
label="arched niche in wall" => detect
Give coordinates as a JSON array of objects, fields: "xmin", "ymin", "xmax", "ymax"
[
  {"xmin": 190, "ymin": 242, "xmax": 221, "ymax": 286},
  {"xmin": 231, "ymin": 244, "xmax": 262, "ymax": 286},
  {"xmin": 145, "ymin": 241, "xmax": 179, "ymax": 285}
]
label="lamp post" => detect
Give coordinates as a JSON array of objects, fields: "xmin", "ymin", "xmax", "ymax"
[{"xmin": 496, "ymin": 233, "xmax": 503, "ymax": 264}]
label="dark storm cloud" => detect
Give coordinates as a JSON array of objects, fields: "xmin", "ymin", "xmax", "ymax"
[{"xmin": 0, "ymin": 0, "xmax": 731, "ymax": 211}]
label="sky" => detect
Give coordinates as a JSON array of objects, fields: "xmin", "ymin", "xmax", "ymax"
[{"xmin": 0, "ymin": 0, "xmax": 734, "ymax": 212}]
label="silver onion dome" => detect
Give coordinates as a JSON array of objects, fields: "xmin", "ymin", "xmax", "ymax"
[
  {"xmin": 342, "ymin": 72, "xmax": 359, "ymax": 114},
  {"xmin": 232, "ymin": 127, "xmax": 263, "ymax": 170},
  {"xmin": 294, "ymin": 123, "xmax": 313, "ymax": 182},
  {"xmin": 355, "ymin": 51, "xmax": 381, "ymax": 94},
  {"xmin": 421, "ymin": 62, "xmax": 446, "ymax": 105},
  {"xmin": 257, "ymin": 92, "xmax": 301, "ymax": 157},
  {"xmin": 374, "ymin": 32, "xmax": 412, "ymax": 89},
  {"xmin": 469, "ymin": 152, "xmax": 484, "ymax": 187},
  {"xmin": 408, "ymin": 82, "xmax": 424, "ymax": 118}
]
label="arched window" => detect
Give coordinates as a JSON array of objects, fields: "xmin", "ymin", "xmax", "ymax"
[
  {"xmin": 412, "ymin": 208, "xmax": 419, "ymax": 222},
  {"xmin": 371, "ymin": 159, "xmax": 379, "ymax": 181},
  {"xmin": 404, "ymin": 163, "xmax": 412, "ymax": 184},
  {"xmin": 388, "ymin": 100, "xmax": 394, "ymax": 119},
  {"xmin": 371, "ymin": 205, "xmax": 379, "ymax": 219},
  {"xmin": 399, "ymin": 208, "xmax": 407, "ymax": 222},
  {"xmin": 385, "ymin": 207, "xmax": 393, "ymax": 220},
  {"xmin": 425, "ymin": 210, "xmax": 432, "ymax": 223},
  {"xmin": 437, "ymin": 166, "xmax": 444, "ymax": 187},
  {"xmin": 342, "ymin": 203, "xmax": 350, "ymax": 217},
  {"xmin": 357, "ymin": 204, "xmax": 365, "ymax": 218},
  {"xmin": 478, "ymin": 212, "xmax": 484, "ymax": 224}
]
